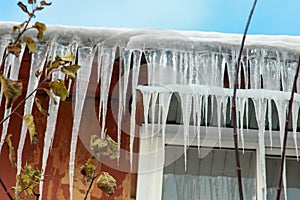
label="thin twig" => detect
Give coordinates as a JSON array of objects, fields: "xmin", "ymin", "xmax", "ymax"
[
  {"xmin": 83, "ymin": 161, "xmax": 100, "ymax": 200},
  {"xmin": 232, "ymin": 0, "xmax": 257, "ymax": 199},
  {"xmin": 276, "ymin": 56, "xmax": 300, "ymax": 200},
  {"xmin": 0, "ymin": 78, "xmax": 47, "ymax": 125},
  {"xmin": 0, "ymin": 177, "xmax": 13, "ymax": 200}
]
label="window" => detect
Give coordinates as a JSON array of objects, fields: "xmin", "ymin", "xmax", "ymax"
[
  {"xmin": 162, "ymin": 146, "xmax": 256, "ymax": 200},
  {"xmin": 266, "ymin": 156, "xmax": 300, "ymax": 200}
]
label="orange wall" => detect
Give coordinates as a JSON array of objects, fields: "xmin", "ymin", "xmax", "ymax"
[{"xmin": 0, "ymin": 49, "xmax": 147, "ymax": 200}]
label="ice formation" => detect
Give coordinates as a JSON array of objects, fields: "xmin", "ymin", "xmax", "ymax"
[{"xmin": 0, "ymin": 22, "xmax": 300, "ymax": 199}]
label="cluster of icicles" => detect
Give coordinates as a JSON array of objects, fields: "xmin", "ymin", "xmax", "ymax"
[{"xmin": 0, "ymin": 23, "xmax": 300, "ymax": 199}]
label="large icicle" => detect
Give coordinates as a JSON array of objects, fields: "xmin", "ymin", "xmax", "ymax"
[
  {"xmin": 179, "ymin": 92, "xmax": 193, "ymax": 171},
  {"xmin": 274, "ymin": 99, "xmax": 288, "ymax": 151},
  {"xmin": 69, "ymin": 46, "xmax": 95, "ymax": 200},
  {"xmin": 98, "ymin": 46, "xmax": 117, "ymax": 138},
  {"xmin": 39, "ymin": 43, "xmax": 70, "ymax": 199},
  {"xmin": 253, "ymin": 98, "xmax": 267, "ymax": 200},
  {"xmin": 39, "ymin": 73, "xmax": 64, "ymax": 200},
  {"xmin": 292, "ymin": 102, "xmax": 299, "ymax": 159},
  {"xmin": 16, "ymin": 43, "xmax": 48, "ymax": 175},
  {"xmin": 268, "ymin": 99, "xmax": 273, "ymax": 149},
  {"xmin": 0, "ymin": 44, "xmax": 25, "ymax": 154},
  {"xmin": 194, "ymin": 94, "xmax": 203, "ymax": 154},
  {"xmin": 141, "ymin": 90, "xmax": 151, "ymax": 139},
  {"xmin": 129, "ymin": 50, "xmax": 141, "ymax": 169},
  {"xmin": 158, "ymin": 92, "xmax": 172, "ymax": 146}
]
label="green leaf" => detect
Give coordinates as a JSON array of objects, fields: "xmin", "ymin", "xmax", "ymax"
[
  {"xmin": 61, "ymin": 64, "xmax": 80, "ymax": 79},
  {"xmin": 40, "ymin": 0, "xmax": 52, "ymax": 6},
  {"xmin": 34, "ymin": 97, "xmax": 49, "ymax": 116},
  {"xmin": 13, "ymin": 21, "xmax": 28, "ymax": 32},
  {"xmin": 49, "ymin": 79, "xmax": 68, "ymax": 101},
  {"xmin": 0, "ymin": 74, "xmax": 23, "ymax": 108},
  {"xmin": 23, "ymin": 36, "xmax": 36, "ymax": 53},
  {"xmin": 61, "ymin": 52, "xmax": 75, "ymax": 62},
  {"xmin": 41, "ymin": 88, "xmax": 58, "ymax": 105},
  {"xmin": 17, "ymin": 2, "xmax": 29, "ymax": 14},
  {"xmin": 6, "ymin": 41, "xmax": 22, "ymax": 57},
  {"xmin": 80, "ymin": 158, "xmax": 97, "ymax": 182},
  {"xmin": 23, "ymin": 114, "xmax": 37, "ymax": 144},
  {"xmin": 96, "ymin": 172, "xmax": 116, "ymax": 196},
  {"xmin": 5, "ymin": 134, "xmax": 17, "ymax": 168}
]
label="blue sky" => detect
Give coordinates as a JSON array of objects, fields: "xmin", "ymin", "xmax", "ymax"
[{"xmin": 0, "ymin": 0, "xmax": 300, "ymax": 35}]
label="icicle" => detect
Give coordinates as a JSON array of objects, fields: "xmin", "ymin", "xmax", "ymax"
[
  {"xmin": 239, "ymin": 97, "xmax": 246, "ymax": 152},
  {"xmin": 16, "ymin": 40, "xmax": 59, "ymax": 177},
  {"xmin": 150, "ymin": 91, "xmax": 158, "ymax": 138},
  {"xmin": 283, "ymin": 157, "xmax": 287, "ymax": 200},
  {"xmin": 117, "ymin": 48, "xmax": 124, "ymax": 164},
  {"xmin": 253, "ymin": 98, "xmax": 267, "ymax": 200},
  {"xmin": 215, "ymin": 96, "xmax": 223, "ymax": 147},
  {"xmin": 274, "ymin": 99, "xmax": 288, "ymax": 151},
  {"xmin": 292, "ymin": 102, "xmax": 299, "ymax": 160},
  {"xmin": 39, "ymin": 44, "xmax": 68, "ymax": 199},
  {"xmin": 268, "ymin": 99, "xmax": 273, "ymax": 149},
  {"xmin": 0, "ymin": 43, "xmax": 25, "ymax": 153},
  {"xmin": 179, "ymin": 92, "xmax": 193, "ymax": 171},
  {"xmin": 0, "ymin": 36, "xmax": 10, "ymax": 66},
  {"xmin": 129, "ymin": 50, "xmax": 141, "ymax": 169},
  {"xmin": 159, "ymin": 92, "xmax": 172, "ymax": 146},
  {"xmin": 97, "ymin": 45, "xmax": 103, "ymax": 84},
  {"xmin": 194, "ymin": 94, "xmax": 203, "ymax": 154},
  {"xmin": 122, "ymin": 49, "xmax": 132, "ymax": 112},
  {"xmin": 204, "ymin": 94, "xmax": 208, "ymax": 131},
  {"xmin": 99, "ymin": 46, "xmax": 117, "ymax": 138},
  {"xmin": 222, "ymin": 97, "xmax": 228, "ymax": 127},
  {"xmin": 39, "ymin": 86, "xmax": 61, "ymax": 200},
  {"xmin": 69, "ymin": 46, "xmax": 95, "ymax": 200},
  {"xmin": 141, "ymin": 90, "xmax": 151, "ymax": 139}
]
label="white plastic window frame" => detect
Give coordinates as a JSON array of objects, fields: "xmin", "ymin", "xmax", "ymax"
[{"xmin": 136, "ymin": 124, "xmax": 299, "ymax": 200}]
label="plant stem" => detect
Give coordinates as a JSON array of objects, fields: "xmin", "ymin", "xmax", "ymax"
[
  {"xmin": 276, "ymin": 56, "xmax": 300, "ymax": 200},
  {"xmin": 232, "ymin": 0, "xmax": 257, "ymax": 199},
  {"xmin": 0, "ymin": 177, "xmax": 13, "ymax": 200},
  {"xmin": 83, "ymin": 161, "xmax": 100, "ymax": 200}
]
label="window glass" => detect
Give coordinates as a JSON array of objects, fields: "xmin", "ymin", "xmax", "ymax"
[
  {"xmin": 162, "ymin": 146, "xmax": 256, "ymax": 200},
  {"xmin": 267, "ymin": 156, "xmax": 300, "ymax": 199}
]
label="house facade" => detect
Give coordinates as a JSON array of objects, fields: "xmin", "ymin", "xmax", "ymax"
[{"xmin": 0, "ymin": 22, "xmax": 300, "ymax": 199}]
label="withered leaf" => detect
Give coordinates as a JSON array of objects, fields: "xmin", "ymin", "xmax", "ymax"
[
  {"xmin": 23, "ymin": 36, "xmax": 36, "ymax": 53},
  {"xmin": 34, "ymin": 97, "xmax": 49, "ymax": 116},
  {"xmin": 41, "ymin": 88, "xmax": 58, "ymax": 105},
  {"xmin": 13, "ymin": 21, "xmax": 28, "ymax": 32},
  {"xmin": 96, "ymin": 172, "xmax": 116, "ymax": 196},
  {"xmin": 61, "ymin": 52, "xmax": 74, "ymax": 62},
  {"xmin": 23, "ymin": 114, "xmax": 37, "ymax": 144},
  {"xmin": 61, "ymin": 64, "xmax": 80, "ymax": 79},
  {"xmin": 32, "ymin": 22, "xmax": 46, "ymax": 41},
  {"xmin": 40, "ymin": 0, "xmax": 52, "ymax": 6},
  {"xmin": 0, "ymin": 74, "xmax": 23, "ymax": 108},
  {"xmin": 7, "ymin": 41, "xmax": 22, "ymax": 57},
  {"xmin": 80, "ymin": 157, "xmax": 97, "ymax": 182},
  {"xmin": 17, "ymin": 2, "xmax": 29, "ymax": 14},
  {"xmin": 5, "ymin": 134, "xmax": 16, "ymax": 168},
  {"xmin": 49, "ymin": 79, "xmax": 68, "ymax": 101}
]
